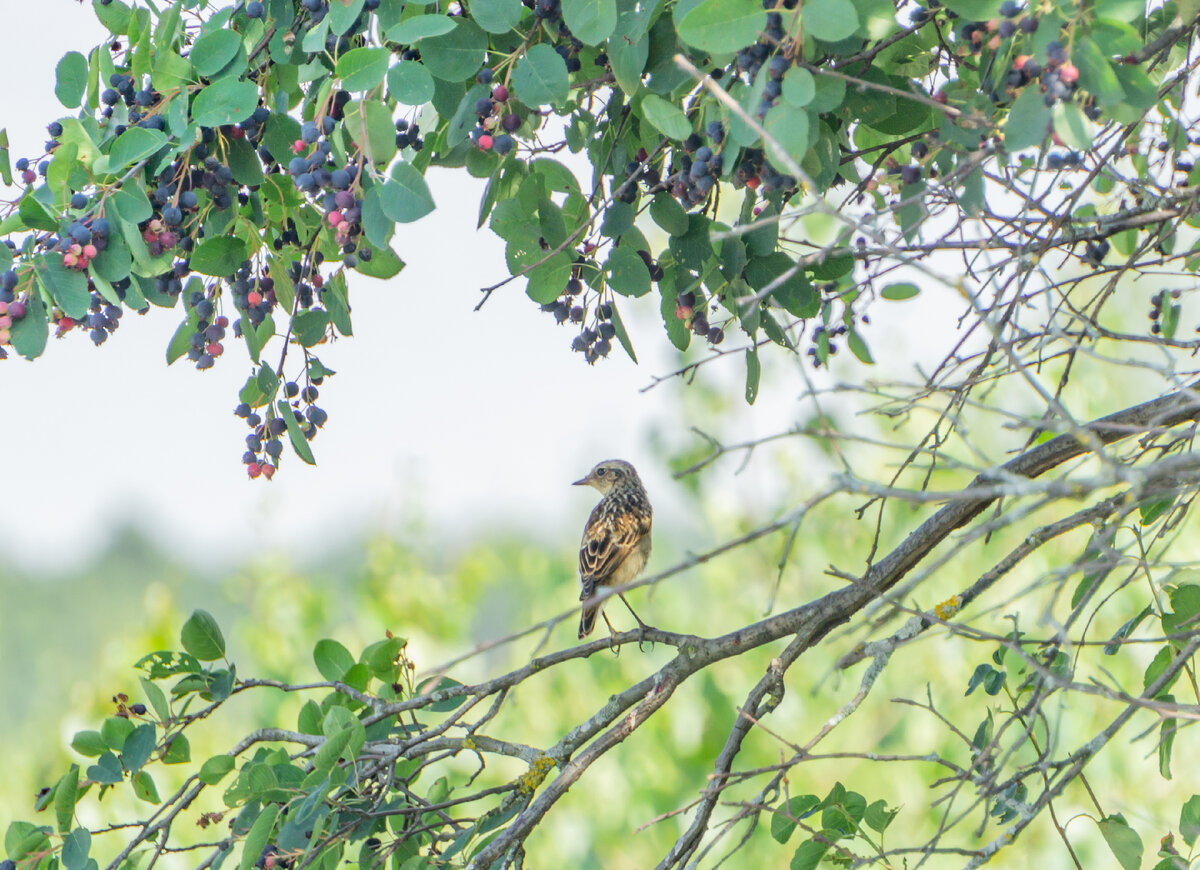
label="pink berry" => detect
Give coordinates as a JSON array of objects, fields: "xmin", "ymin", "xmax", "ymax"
[
  {"xmin": 0, "ymin": 301, "xmax": 9, "ymax": 315},
  {"xmin": 0, "ymin": 328, "xmax": 9, "ymax": 344},
  {"xmin": 247, "ymin": 290, "xmax": 263, "ymax": 306},
  {"xmin": 248, "ymin": 463, "xmax": 262, "ymax": 479},
  {"xmin": 83, "ymin": 244, "xmax": 98, "ymax": 259},
  {"xmin": 261, "ymin": 464, "xmax": 276, "ymax": 480},
  {"xmin": 207, "ymin": 342, "xmax": 223, "ymax": 356},
  {"xmin": 478, "ymin": 134, "xmax": 493, "ymax": 150},
  {"xmin": 327, "ymin": 210, "xmax": 343, "ymax": 226}
]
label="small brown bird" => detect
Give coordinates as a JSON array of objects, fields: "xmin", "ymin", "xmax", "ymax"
[{"xmin": 573, "ymin": 459, "xmax": 653, "ymax": 642}]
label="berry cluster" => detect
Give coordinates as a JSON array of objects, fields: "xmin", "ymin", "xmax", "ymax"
[
  {"xmin": 1148, "ymin": 289, "xmax": 1180, "ymax": 336},
  {"xmin": 675, "ymin": 290, "xmax": 727, "ymax": 346},
  {"xmin": 468, "ymin": 75, "xmax": 517, "ymax": 154},
  {"xmin": 539, "ymin": 271, "xmax": 618, "ymax": 364}
]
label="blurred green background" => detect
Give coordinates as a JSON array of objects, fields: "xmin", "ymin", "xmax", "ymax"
[{"xmin": 3, "ymin": 371, "xmax": 1194, "ymax": 870}]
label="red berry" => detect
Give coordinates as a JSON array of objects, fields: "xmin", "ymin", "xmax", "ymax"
[
  {"xmin": 0, "ymin": 301, "xmax": 8, "ymax": 315},
  {"xmin": 8, "ymin": 301, "xmax": 25, "ymax": 319},
  {"xmin": 230, "ymin": 126, "xmax": 245, "ymax": 140},
  {"xmin": 207, "ymin": 342, "xmax": 223, "ymax": 356},
  {"xmin": 745, "ymin": 176, "xmax": 761, "ymax": 190},
  {"xmin": 83, "ymin": 244, "xmax": 98, "ymax": 259},
  {"xmin": 1059, "ymin": 63, "xmax": 1079, "ymax": 83},
  {"xmin": 492, "ymin": 85, "xmax": 508, "ymax": 102},
  {"xmin": 247, "ymin": 463, "xmax": 262, "ymax": 479},
  {"xmin": 261, "ymin": 464, "xmax": 276, "ymax": 480},
  {"xmin": 0, "ymin": 315, "xmax": 11, "ymax": 329},
  {"xmin": 247, "ymin": 290, "xmax": 263, "ymax": 306},
  {"xmin": 675, "ymin": 304, "xmax": 692, "ymax": 320},
  {"xmin": 312, "ymin": 274, "xmax": 324, "ymax": 289},
  {"xmin": 0, "ymin": 328, "xmax": 9, "ymax": 344},
  {"xmin": 292, "ymin": 139, "xmax": 306, "ymax": 154},
  {"xmin": 478, "ymin": 134, "xmax": 493, "ymax": 150},
  {"xmin": 327, "ymin": 210, "xmax": 343, "ymax": 226},
  {"xmin": 59, "ymin": 316, "xmax": 76, "ymax": 330},
  {"xmin": 216, "ymin": 315, "xmax": 229, "ymax": 328}
]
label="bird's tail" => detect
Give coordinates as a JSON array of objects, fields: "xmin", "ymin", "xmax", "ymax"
[{"xmin": 578, "ymin": 605, "xmax": 598, "ymax": 639}]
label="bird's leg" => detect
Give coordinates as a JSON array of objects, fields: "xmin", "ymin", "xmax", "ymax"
[
  {"xmin": 602, "ymin": 612, "xmax": 620, "ymax": 655},
  {"xmin": 619, "ymin": 593, "xmax": 652, "ymax": 651}
]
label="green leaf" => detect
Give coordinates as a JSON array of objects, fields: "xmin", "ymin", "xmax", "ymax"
[
  {"xmin": 61, "ymin": 827, "xmax": 91, "ymax": 870},
  {"xmin": 106, "ymin": 127, "xmax": 168, "ymax": 171},
  {"xmin": 420, "ymin": 19, "xmax": 488, "ymax": 82},
  {"xmin": 180, "ymin": 609, "xmax": 227, "ymax": 661},
  {"xmin": 802, "ymin": 0, "xmax": 859, "ymax": 41},
  {"xmin": 93, "ymin": 0, "xmax": 133, "ymax": 35},
  {"xmin": 606, "ymin": 246, "xmax": 652, "ymax": 296},
  {"xmin": 512, "ymin": 43, "xmax": 570, "ymax": 107},
  {"xmin": 650, "ymin": 193, "xmax": 689, "ymax": 236},
  {"xmin": 790, "ymin": 837, "xmax": 831, "ymax": 870},
  {"xmin": 239, "ymin": 804, "xmax": 280, "ymax": 870},
  {"xmin": 71, "ymin": 731, "xmax": 108, "ymax": 758},
  {"xmin": 314, "ymin": 638, "xmax": 356, "ymax": 682},
  {"xmin": 327, "ymin": 0, "xmax": 366, "ymax": 34},
  {"xmin": 1004, "ymin": 86, "xmax": 1052, "ymax": 152},
  {"xmin": 1160, "ymin": 710, "xmax": 1177, "ymax": 780},
  {"xmin": 640, "ymin": 93, "xmax": 692, "ymax": 140},
  {"xmin": 847, "ymin": 327, "xmax": 873, "ymax": 364},
  {"xmin": 199, "ymin": 755, "xmax": 236, "ymax": 786},
  {"xmin": 190, "ymin": 237, "xmax": 249, "ymax": 276},
  {"xmin": 782, "ymin": 67, "xmax": 815, "ymax": 107},
  {"xmin": 1051, "ymin": 100, "xmax": 1092, "ymax": 151},
  {"xmin": 472, "ymin": 0, "xmax": 523, "ymax": 32},
  {"xmin": 386, "ymin": 14, "xmax": 457, "ymax": 43},
  {"xmin": 388, "ymin": 61, "xmax": 435, "ymax": 105},
  {"xmin": 191, "ymin": 79, "xmax": 259, "ymax": 128},
  {"xmin": 10, "ymin": 295, "xmax": 49, "ymax": 360},
  {"xmin": 677, "ymin": 0, "xmax": 766, "ymax": 54},
  {"xmin": 86, "ymin": 752, "xmax": 124, "ymax": 785},
  {"xmin": 864, "ymin": 799, "xmax": 897, "ymax": 832},
  {"xmin": 344, "ymin": 99, "xmax": 397, "ymax": 165},
  {"xmin": 355, "ymin": 243, "xmax": 405, "ymax": 279},
  {"xmin": 55, "ymin": 52, "xmax": 89, "ymax": 108},
  {"xmin": 54, "ymin": 766, "xmax": 79, "ymax": 833},
  {"xmin": 745, "ymin": 346, "xmax": 760, "ymax": 404},
  {"xmin": 336, "ymin": 47, "xmax": 390, "ymax": 92},
  {"xmin": 938, "ymin": 0, "xmax": 1002, "ymax": 18},
  {"xmin": 120, "ymin": 724, "xmax": 156, "ymax": 772},
  {"xmin": 190, "ymin": 30, "xmax": 243, "ymax": 77},
  {"xmin": 292, "ymin": 309, "xmax": 329, "ymax": 347},
  {"xmin": 1098, "ymin": 814, "xmax": 1142, "ymax": 870},
  {"xmin": 1072, "ymin": 39, "xmax": 1125, "ymax": 107},
  {"xmin": 382, "ymin": 163, "xmax": 436, "ymax": 222},
  {"xmin": 277, "ymin": 399, "xmax": 316, "ymax": 465},
  {"xmin": 163, "ymin": 733, "xmax": 191, "ymax": 764},
  {"xmin": 880, "ymin": 282, "xmax": 919, "ymax": 300},
  {"xmin": 563, "ymin": 0, "xmax": 618, "ymax": 45},
  {"xmin": 34, "ymin": 254, "xmax": 89, "ymax": 319},
  {"xmin": 764, "ymin": 102, "xmax": 809, "ymax": 159},
  {"xmin": 771, "ymin": 795, "xmax": 821, "ymax": 844},
  {"xmin": 1180, "ymin": 795, "xmax": 1200, "ymax": 846}
]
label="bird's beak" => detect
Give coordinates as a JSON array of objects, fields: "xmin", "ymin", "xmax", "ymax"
[{"xmin": 572, "ymin": 476, "xmax": 589, "ymax": 486}]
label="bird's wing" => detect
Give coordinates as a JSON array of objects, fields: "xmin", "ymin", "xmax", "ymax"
[{"xmin": 579, "ymin": 507, "xmax": 651, "ymax": 599}]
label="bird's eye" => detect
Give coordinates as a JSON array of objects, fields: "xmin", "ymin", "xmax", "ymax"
[{"xmin": 596, "ymin": 468, "xmax": 606, "ymax": 476}]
